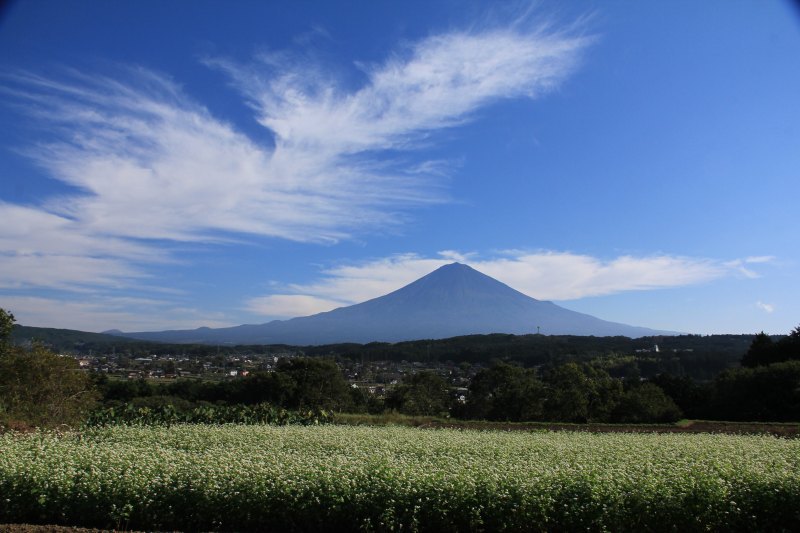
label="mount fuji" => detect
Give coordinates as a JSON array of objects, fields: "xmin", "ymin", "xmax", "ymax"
[{"xmin": 117, "ymin": 263, "xmax": 675, "ymax": 344}]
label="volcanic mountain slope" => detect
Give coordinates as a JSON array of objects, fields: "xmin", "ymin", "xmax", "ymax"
[{"xmin": 119, "ymin": 263, "xmax": 674, "ymax": 344}]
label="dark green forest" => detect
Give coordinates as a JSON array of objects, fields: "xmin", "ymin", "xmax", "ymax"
[
  {"xmin": 89, "ymin": 326, "xmax": 800, "ymax": 424},
  {"xmin": 92, "ymin": 352, "xmax": 800, "ymax": 424},
  {"xmin": 13, "ymin": 324, "xmax": 756, "ymax": 380},
  {"xmin": 4, "ymin": 308, "xmax": 800, "ymax": 428}
]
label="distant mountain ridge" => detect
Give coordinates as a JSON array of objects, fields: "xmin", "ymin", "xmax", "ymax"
[
  {"xmin": 12, "ymin": 325, "xmax": 140, "ymax": 347},
  {"xmin": 118, "ymin": 263, "xmax": 676, "ymax": 344}
]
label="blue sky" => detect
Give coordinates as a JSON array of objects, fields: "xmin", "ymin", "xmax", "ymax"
[{"xmin": 1, "ymin": 0, "xmax": 798, "ymax": 335}]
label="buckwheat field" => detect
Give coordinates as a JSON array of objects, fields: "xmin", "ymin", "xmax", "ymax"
[{"xmin": 2, "ymin": 425, "xmax": 798, "ymax": 531}]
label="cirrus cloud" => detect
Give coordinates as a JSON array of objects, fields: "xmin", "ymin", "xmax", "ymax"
[{"xmin": 1, "ymin": 20, "xmax": 589, "ymax": 294}]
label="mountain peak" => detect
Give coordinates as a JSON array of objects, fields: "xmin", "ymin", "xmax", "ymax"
[
  {"xmin": 404, "ymin": 261, "xmax": 528, "ymax": 300},
  {"xmin": 429, "ymin": 262, "xmax": 485, "ymax": 276},
  {"xmin": 122, "ymin": 263, "xmax": 675, "ymax": 344},
  {"xmin": 425, "ymin": 262, "xmax": 474, "ymax": 276},
  {"xmin": 422, "ymin": 262, "xmax": 472, "ymax": 276}
]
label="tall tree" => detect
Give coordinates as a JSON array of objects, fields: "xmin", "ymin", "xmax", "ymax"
[
  {"xmin": 464, "ymin": 362, "xmax": 545, "ymax": 421},
  {"xmin": 0, "ymin": 308, "xmax": 97, "ymax": 427},
  {"xmin": 742, "ymin": 327, "xmax": 800, "ymax": 368},
  {"xmin": 275, "ymin": 358, "xmax": 352, "ymax": 411},
  {"xmin": 741, "ymin": 332, "xmax": 775, "ymax": 368},
  {"xmin": 710, "ymin": 361, "xmax": 800, "ymax": 421},
  {"xmin": 611, "ymin": 382, "xmax": 682, "ymax": 423},
  {"xmin": 386, "ymin": 371, "xmax": 451, "ymax": 416},
  {"xmin": 649, "ymin": 373, "xmax": 708, "ymax": 419},
  {"xmin": 775, "ymin": 326, "xmax": 800, "ymax": 364},
  {"xmin": 543, "ymin": 363, "xmax": 593, "ymax": 423},
  {"xmin": 0, "ymin": 308, "xmax": 15, "ymax": 354}
]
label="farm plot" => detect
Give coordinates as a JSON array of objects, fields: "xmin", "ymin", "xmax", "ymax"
[{"xmin": 1, "ymin": 425, "xmax": 799, "ymax": 531}]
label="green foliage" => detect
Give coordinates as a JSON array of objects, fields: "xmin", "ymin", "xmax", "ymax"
[
  {"xmin": 0, "ymin": 308, "xmax": 14, "ymax": 353},
  {"xmin": 612, "ymin": 382, "xmax": 683, "ymax": 423},
  {"xmin": 462, "ymin": 362, "xmax": 546, "ymax": 421},
  {"xmin": 710, "ymin": 360, "xmax": 800, "ymax": 421},
  {"xmin": 385, "ymin": 371, "xmax": 451, "ymax": 416},
  {"xmin": 349, "ymin": 385, "xmax": 386, "ymax": 414},
  {"xmin": 100, "ymin": 377, "xmax": 156, "ymax": 403},
  {"xmin": 273, "ymin": 357, "xmax": 353, "ymax": 410},
  {"xmin": 1, "ymin": 426, "xmax": 799, "ymax": 531},
  {"xmin": 0, "ymin": 307, "xmax": 98, "ymax": 428},
  {"xmin": 0, "ymin": 344, "xmax": 97, "ymax": 428},
  {"xmin": 305, "ymin": 333, "xmax": 751, "ymax": 380},
  {"xmin": 542, "ymin": 363, "xmax": 593, "ymax": 422},
  {"xmin": 85, "ymin": 402, "xmax": 331, "ymax": 427},
  {"xmin": 463, "ymin": 362, "xmax": 686, "ymax": 423},
  {"xmin": 95, "ymin": 357, "xmax": 354, "ymax": 413},
  {"xmin": 541, "ymin": 363, "xmax": 624, "ymax": 423},
  {"xmin": 80, "ymin": 324, "xmax": 800, "ymax": 425},
  {"xmin": 741, "ymin": 327, "xmax": 800, "ymax": 368},
  {"xmin": 648, "ymin": 373, "xmax": 709, "ymax": 419},
  {"xmin": 741, "ymin": 331, "xmax": 776, "ymax": 367},
  {"xmin": 13, "ymin": 323, "xmax": 753, "ymax": 381}
]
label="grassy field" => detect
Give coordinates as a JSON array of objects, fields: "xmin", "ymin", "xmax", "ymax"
[{"xmin": 2, "ymin": 425, "xmax": 799, "ymax": 531}]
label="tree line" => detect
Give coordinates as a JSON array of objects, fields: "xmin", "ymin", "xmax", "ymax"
[
  {"xmin": 14, "ymin": 324, "xmax": 755, "ymax": 382},
  {"xmin": 2, "ymin": 307, "xmax": 799, "ymax": 428},
  {"xmin": 97, "ymin": 326, "xmax": 800, "ymax": 424},
  {"xmin": 96, "ymin": 343, "xmax": 800, "ymax": 424}
]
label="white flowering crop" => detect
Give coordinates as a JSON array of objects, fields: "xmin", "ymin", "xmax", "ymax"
[{"xmin": 1, "ymin": 425, "xmax": 798, "ymax": 530}]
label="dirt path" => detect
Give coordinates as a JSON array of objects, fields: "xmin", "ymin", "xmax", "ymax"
[
  {"xmin": 0, "ymin": 527, "xmax": 112, "ymax": 533},
  {"xmin": 410, "ymin": 419, "xmax": 800, "ymax": 437}
]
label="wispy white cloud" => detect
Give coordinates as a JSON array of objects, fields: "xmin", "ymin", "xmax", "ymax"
[
  {"xmin": 244, "ymin": 294, "xmax": 349, "ymax": 319},
  {"xmin": 477, "ymin": 252, "xmax": 725, "ymax": 300},
  {"xmin": 2, "ymin": 21, "xmax": 588, "ymax": 296},
  {"xmin": 756, "ymin": 301, "xmax": 775, "ymax": 314},
  {"xmin": 216, "ymin": 24, "xmax": 588, "ymax": 158},
  {"xmin": 724, "ymin": 256, "xmax": 776, "ymax": 279},
  {"xmin": 0, "ymin": 203, "xmax": 157, "ymax": 290},
  {"xmin": 2, "ymin": 294, "xmax": 232, "ymax": 333},
  {"xmin": 244, "ymin": 250, "xmax": 762, "ymax": 318},
  {"xmin": 745, "ymin": 256, "xmax": 776, "ymax": 264}
]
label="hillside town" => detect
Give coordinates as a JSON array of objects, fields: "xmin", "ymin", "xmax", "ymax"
[{"xmin": 62, "ymin": 349, "xmax": 477, "ymax": 403}]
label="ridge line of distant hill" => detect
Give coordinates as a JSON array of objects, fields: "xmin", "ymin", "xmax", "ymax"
[{"xmin": 12, "ymin": 324, "xmax": 758, "ymax": 363}]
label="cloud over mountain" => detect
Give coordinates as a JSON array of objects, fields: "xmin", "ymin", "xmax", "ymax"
[
  {"xmin": 127, "ymin": 262, "xmax": 677, "ymax": 345},
  {"xmin": 245, "ymin": 251, "xmax": 768, "ymax": 318}
]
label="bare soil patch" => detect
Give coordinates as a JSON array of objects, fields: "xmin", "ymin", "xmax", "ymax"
[
  {"xmin": 0, "ymin": 527, "xmax": 111, "ymax": 533},
  {"xmin": 414, "ymin": 419, "xmax": 800, "ymax": 437}
]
